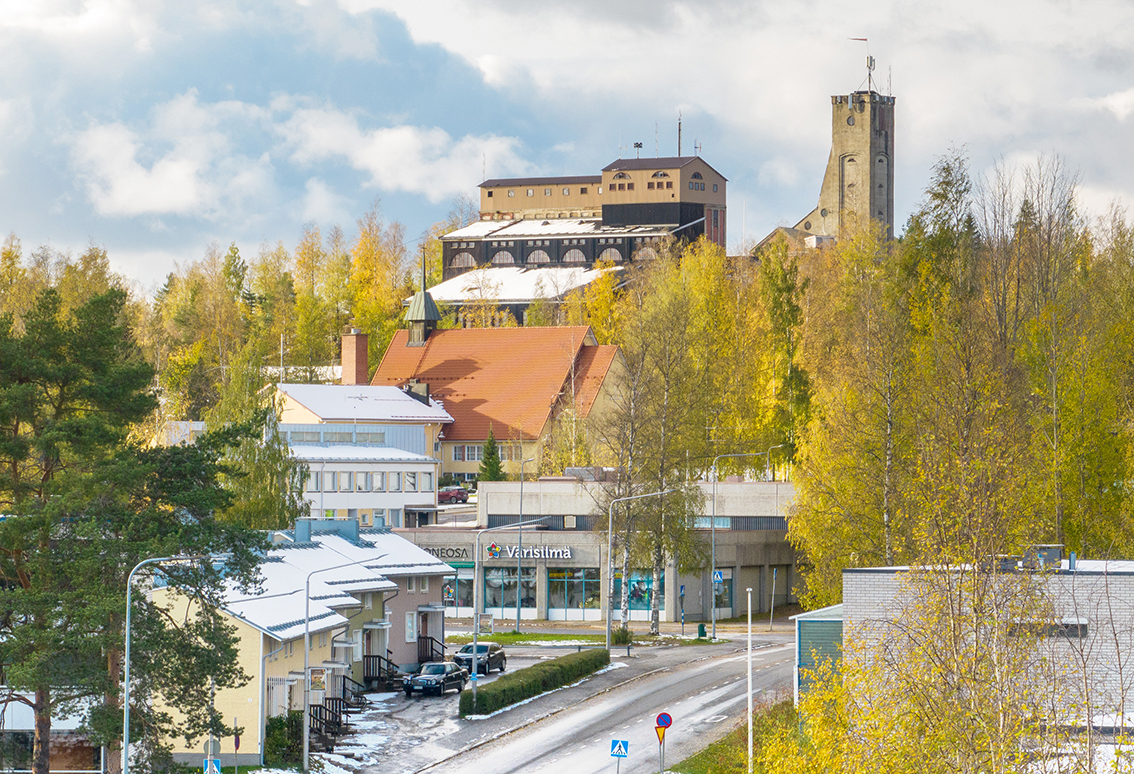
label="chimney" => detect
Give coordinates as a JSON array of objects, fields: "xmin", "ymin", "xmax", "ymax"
[
  {"xmin": 341, "ymin": 328, "xmax": 368, "ymax": 385},
  {"xmin": 404, "ymin": 378, "xmax": 430, "ymax": 405}
]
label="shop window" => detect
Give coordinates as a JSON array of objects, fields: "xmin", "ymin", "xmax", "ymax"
[
  {"xmin": 484, "ymin": 567, "xmax": 537, "ymax": 609},
  {"xmin": 612, "ymin": 572, "xmax": 665, "ymax": 611},
  {"xmin": 548, "ymin": 568, "xmax": 601, "ymax": 610},
  {"xmin": 443, "ymin": 568, "xmax": 474, "ymax": 608}
]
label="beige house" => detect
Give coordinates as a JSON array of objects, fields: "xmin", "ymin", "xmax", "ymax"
[{"xmin": 156, "ymin": 519, "xmax": 452, "ymax": 767}]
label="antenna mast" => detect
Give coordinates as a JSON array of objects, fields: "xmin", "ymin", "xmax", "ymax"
[
  {"xmin": 849, "ymin": 37, "xmax": 874, "ymax": 90},
  {"xmin": 678, "ymin": 112, "xmax": 682, "ymax": 156}
]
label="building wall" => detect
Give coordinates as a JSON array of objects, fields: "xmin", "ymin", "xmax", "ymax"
[
  {"xmin": 156, "ymin": 590, "xmax": 268, "ymax": 767},
  {"xmin": 302, "ymin": 459, "xmax": 439, "ymax": 527},
  {"xmin": 382, "ymin": 573, "xmax": 449, "ymax": 668}
]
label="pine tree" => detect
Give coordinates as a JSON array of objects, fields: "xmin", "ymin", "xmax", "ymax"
[{"xmin": 478, "ymin": 426, "xmax": 505, "ymax": 481}]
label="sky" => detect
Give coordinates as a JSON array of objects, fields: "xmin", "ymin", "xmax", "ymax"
[{"xmin": 3, "ymin": 0, "xmax": 1134, "ymax": 293}]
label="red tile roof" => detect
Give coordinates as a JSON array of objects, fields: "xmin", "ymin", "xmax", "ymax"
[{"xmin": 372, "ymin": 326, "xmax": 617, "ymax": 442}]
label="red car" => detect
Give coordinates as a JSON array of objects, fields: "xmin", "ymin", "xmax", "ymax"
[{"xmin": 438, "ymin": 485, "xmax": 469, "ymax": 504}]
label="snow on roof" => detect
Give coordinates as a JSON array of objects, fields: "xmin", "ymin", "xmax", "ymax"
[
  {"xmin": 423, "ymin": 265, "xmax": 624, "ymax": 304},
  {"xmin": 288, "ymin": 445, "xmax": 435, "ymax": 463},
  {"xmin": 223, "ymin": 532, "xmax": 452, "ymax": 642},
  {"xmin": 442, "ymin": 218, "xmax": 676, "ymax": 240},
  {"xmin": 276, "ymin": 384, "xmax": 452, "ymax": 424}
]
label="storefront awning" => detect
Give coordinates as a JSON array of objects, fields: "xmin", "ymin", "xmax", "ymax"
[{"xmin": 406, "ymin": 504, "xmax": 438, "ymax": 512}]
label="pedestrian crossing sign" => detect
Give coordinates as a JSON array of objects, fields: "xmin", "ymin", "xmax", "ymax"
[
  {"xmin": 713, "ymin": 570, "xmax": 724, "ymax": 583},
  {"xmin": 203, "ymin": 759, "xmax": 221, "ymax": 774},
  {"xmin": 610, "ymin": 739, "xmax": 629, "ymax": 758}
]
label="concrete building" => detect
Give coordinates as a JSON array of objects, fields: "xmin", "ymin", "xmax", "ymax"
[
  {"xmin": 442, "ymin": 156, "xmax": 727, "ymax": 284},
  {"xmin": 398, "ymin": 477, "xmax": 797, "ymax": 625},
  {"xmin": 758, "ymin": 85, "xmax": 896, "ymax": 250}
]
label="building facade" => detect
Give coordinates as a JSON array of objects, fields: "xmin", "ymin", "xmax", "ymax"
[
  {"xmin": 443, "ymin": 156, "xmax": 727, "ymax": 281},
  {"xmin": 398, "ymin": 477, "xmax": 797, "ymax": 625}
]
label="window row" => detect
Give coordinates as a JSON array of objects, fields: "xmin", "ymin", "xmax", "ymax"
[
  {"xmin": 289, "ymin": 430, "xmax": 385, "ymax": 444},
  {"xmin": 306, "ymin": 471, "xmax": 434, "ymax": 493},
  {"xmin": 453, "ymin": 443, "xmax": 523, "ymax": 461},
  {"xmin": 646, "ymin": 181, "xmax": 674, "ymax": 190},
  {"xmin": 451, "ymin": 247, "xmax": 627, "ymax": 270}
]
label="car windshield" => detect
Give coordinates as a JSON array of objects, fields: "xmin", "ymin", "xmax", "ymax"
[
  {"xmin": 460, "ymin": 644, "xmax": 490, "ymax": 654},
  {"xmin": 421, "ymin": 664, "xmax": 446, "ymax": 675}
]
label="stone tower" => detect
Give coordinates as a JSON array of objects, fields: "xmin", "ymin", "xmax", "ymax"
[{"xmin": 795, "ymin": 90, "xmax": 896, "ymax": 240}]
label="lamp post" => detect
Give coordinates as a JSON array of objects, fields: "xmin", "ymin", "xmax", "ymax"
[
  {"xmin": 303, "ymin": 554, "xmax": 387, "ymax": 773},
  {"xmin": 123, "ymin": 555, "xmax": 208, "ymax": 774},
  {"xmin": 471, "ymin": 517, "xmax": 548, "ymax": 708},
  {"xmin": 747, "ymin": 586, "xmax": 753, "ymax": 774},
  {"xmin": 710, "ymin": 448, "xmax": 783, "ymax": 640},
  {"xmin": 605, "ymin": 490, "xmax": 675, "ymax": 651},
  {"xmin": 515, "ymin": 458, "xmax": 535, "ymax": 633}
]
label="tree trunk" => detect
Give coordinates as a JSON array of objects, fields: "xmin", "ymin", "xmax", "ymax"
[
  {"xmin": 33, "ymin": 687, "xmax": 50, "ymax": 774},
  {"xmin": 620, "ymin": 532, "xmax": 632, "ymax": 630}
]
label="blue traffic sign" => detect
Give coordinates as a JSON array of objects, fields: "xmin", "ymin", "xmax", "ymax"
[
  {"xmin": 679, "ymin": 584, "xmax": 685, "ymax": 597},
  {"xmin": 712, "ymin": 570, "xmax": 724, "ymax": 583},
  {"xmin": 610, "ymin": 739, "xmax": 629, "ymax": 758},
  {"xmin": 203, "ymin": 759, "xmax": 221, "ymax": 774},
  {"xmin": 656, "ymin": 712, "xmax": 672, "ymax": 728}
]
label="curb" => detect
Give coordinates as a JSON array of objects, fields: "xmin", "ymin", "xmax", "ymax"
[{"xmin": 408, "ymin": 643, "xmax": 773, "ymax": 774}]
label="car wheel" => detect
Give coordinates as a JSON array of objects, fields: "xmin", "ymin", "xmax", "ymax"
[
  {"xmin": 405, "ymin": 690, "xmax": 412, "ymax": 698},
  {"xmin": 499, "ymin": 657, "xmax": 506, "ymax": 672}
]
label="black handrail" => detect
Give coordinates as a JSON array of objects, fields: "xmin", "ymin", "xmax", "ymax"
[
  {"xmin": 342, "ymin": 675, "xmax": 368, "ymax": 706},
  {"xmin": 417, "ymin": 635, "xmax": 445, "ymax": 664}
]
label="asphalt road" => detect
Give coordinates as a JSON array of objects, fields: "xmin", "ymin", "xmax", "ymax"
[{"xmin": 409, "ymin": 639, "xmax": 794, "ymax": 774}]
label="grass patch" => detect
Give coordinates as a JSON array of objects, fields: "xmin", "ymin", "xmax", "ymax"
[
  {"xmin": 458, "ymin": 648, "xmax": 610, "ymax": 716},
  {"xmin": 447, "ymin": 632, "xmax": 606, "ymax": 645},
  {"xmin": 671, "ymin": 698, "xmax": 796, "ymax": 774}
]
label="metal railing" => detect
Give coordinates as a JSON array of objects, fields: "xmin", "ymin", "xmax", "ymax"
[{"xmin": 418, "ymin": 635, "xmax": 445, "ymax": 664}]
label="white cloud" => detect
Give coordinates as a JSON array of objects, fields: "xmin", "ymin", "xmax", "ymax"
[
  {"xmin": 1089, "ymin": 87, "xmax": 1134, "ymax": 121},
  {"xmin": 300, "ymin": 177, "xmax": 352, "ymax": 225},
  {"xmin": 278, "ymin": 105, "xmax": 529, "ymax": 202},
  {"xmin": 70, "ymin": 89, "xmax": 274, "ymax": 218}
]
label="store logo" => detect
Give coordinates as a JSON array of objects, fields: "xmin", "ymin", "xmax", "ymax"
[{"xmin": 487, "ymin": 542, "xmax": 502, "ymax": 558}]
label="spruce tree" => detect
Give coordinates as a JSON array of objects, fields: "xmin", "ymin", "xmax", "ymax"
[{"xmin": 478, "ymin": 425, "xmax": 505, "ymax": 481}]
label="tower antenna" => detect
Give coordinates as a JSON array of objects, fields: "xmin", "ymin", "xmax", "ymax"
[
  {"xmin": 655, "ymin": 122, "xmax": 659, "ymax": 157},
  {"xmin": 678, "ymin": 112, "xmax": 682, "ymax": 156},
  {"xmin": 849, "ymin": 37, "xmax": 874, "ymax": 91}
]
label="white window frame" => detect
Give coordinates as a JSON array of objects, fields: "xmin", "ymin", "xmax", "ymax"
[{"xmin": 405, "ymin": 612, "xmax": 417, "ymax": 643}]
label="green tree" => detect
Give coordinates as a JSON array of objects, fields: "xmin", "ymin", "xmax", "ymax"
[
  {"xmin": 0, "ymin": 288, "xmax": 265, "ymax": 774},
  {"xmin": 478, "ymin": 426, "xmax": 506, "ymax": 481}
]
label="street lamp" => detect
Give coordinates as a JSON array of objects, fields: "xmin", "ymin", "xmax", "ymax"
[
  {"xmin": 123, "ymin": 555, "xmax": 208, "ymax": 774},
  {"xmin": 303, "ymin": 554, "xmax": 387, "ymax": 773},
  {"xmin": 605, "ymin": 490, "xmax": 675, "ymax": 651},
  {"xmin": 471, "ymin": 518, "xmax": 548, "ymax": 708},
  {"xmin": 710, "ymin": 448, "xmax": 783, "ymax": 640},
  {"xmin": 515, "ymin": 458, "xmax": 535, "ymax": 633},
  {"xmin": 747, "ymin": 586, "xmax": 753, "ymax": 774}
]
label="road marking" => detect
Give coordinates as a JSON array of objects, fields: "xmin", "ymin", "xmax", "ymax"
[{"xmin": 707, "ymin": 715, "xmax": 728, "ymax": 723}]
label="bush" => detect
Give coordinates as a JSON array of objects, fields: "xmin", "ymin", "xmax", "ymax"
[
  {"xmin": 459, "ymin": 647, "xmax": 610, "ymax": 716},
  {"xmin": 264, "ymin": 710, "xmax": 303, "ymax": 766},
  {"xmin": 611, "ymin": 626, "xmax": 633, "ymax": 646}
]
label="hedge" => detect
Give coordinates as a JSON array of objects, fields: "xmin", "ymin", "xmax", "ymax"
[{"xmin": 458, "ymin": 647, "xmax": 610, "ymax": 716}]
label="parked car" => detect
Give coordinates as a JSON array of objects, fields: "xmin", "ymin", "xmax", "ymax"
[
  {"xmin": 438, "ymin": 485, "xmax": 469, "ymax": 504},
  {"xmin": 454, "ymin": 641, "xmax": 507, "ymax": 675},
  {"xmin": 403, "ymin": 661, "xmax": 468, "ymax": 697}
]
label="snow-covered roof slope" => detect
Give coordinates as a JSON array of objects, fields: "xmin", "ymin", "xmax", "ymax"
[
  {"xmin": 423, "ymin": 265, "xmax": 623, "ymax": 304},
  {"xmin": 223, "ymin": 531, "xmax": 452, "ymax": 642},
  {"xmin": 276, "ymin": 384, "xmax": 452, "ymax": 424}
]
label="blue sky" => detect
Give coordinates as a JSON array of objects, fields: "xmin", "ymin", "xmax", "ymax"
[{"xmin": 3, "ymin": 0, "xmax": 1134, "ymax": 292}]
